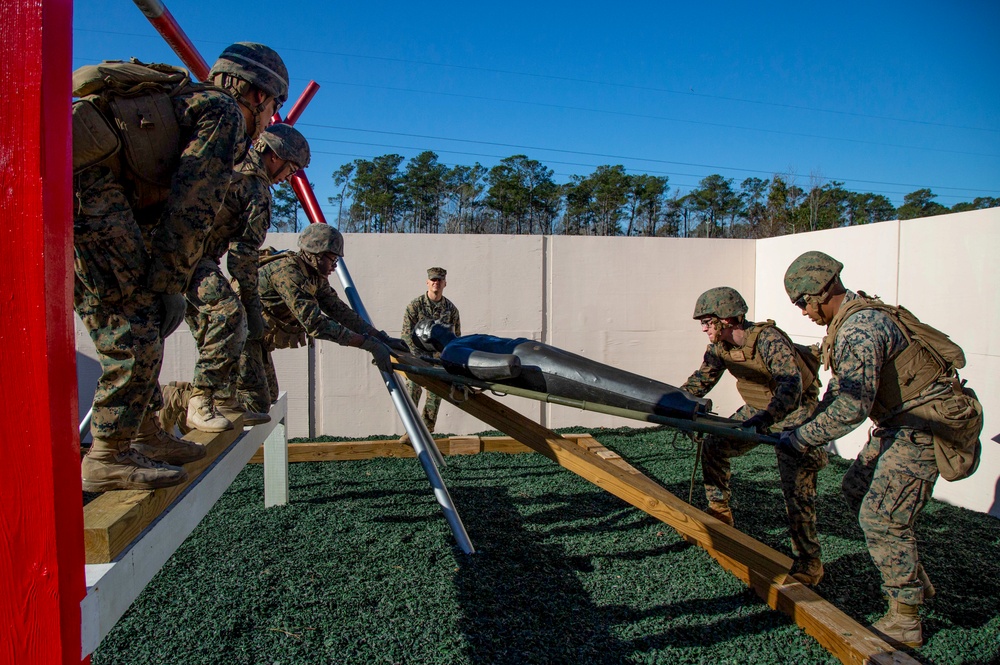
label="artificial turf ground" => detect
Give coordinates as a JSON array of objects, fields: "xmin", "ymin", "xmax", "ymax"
[{"xmin": 93, "ymin": 427, "xmax": 1000, "ymax": 665}]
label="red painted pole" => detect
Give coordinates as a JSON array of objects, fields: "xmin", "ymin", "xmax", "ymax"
[
  {"xmin": 289, "ymin": 172, "xmax": 329, "ymax": 225},
  {"xmin": 280, "ymin": 80, "xmax": 320, "ymax": 126},
  {"xmin": 1, "ymin": 0, "xmax": 85, "ymax": 663},
  {"xmin": 132, "ymin": 0, "xmax": 211, "ymax": 80}
]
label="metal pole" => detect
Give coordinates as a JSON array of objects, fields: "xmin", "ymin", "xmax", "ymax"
[
  {"xmin": 335, "ymin": 261, "xmax": 474, "ymax": 554},
  {"xmin": 132, "ymin": 0, "xmax": 210, "ymax": 80},
  {"xmin": 79, "ymin": 407, "xmax": 94, "ymax": 443}
]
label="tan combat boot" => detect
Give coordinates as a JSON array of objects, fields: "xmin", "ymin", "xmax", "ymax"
[
  {"xmin": 82, "ymin": 438, "xmax": 188, "ymax": 492},
  {"xmin": 187, "ymin": 390, "xmax": 233, "ymax": 433},
  {"xmin": 130, "ymin": 415, "xmax": 206, "ymax": 465},
  {"xmin": 788, "ymin": 556, "xmax": 824, "ymax": 586},
  {"xmin": 398, "ymin": 432, "xmax": 412, "ymax": 445},
  {"xmin": 706, "ymin": 500, "xmax": 735, "ymax": 527},
  {"xmin": 917, "ymin": 564, "xmax": 936, "ymax": 600},
  {"xmin": 160, "ymin": 381, "xmax": 193, "ymax": 435},
  {"xmin": 871, "ymin": 599, "xmax": 923, "ymax": 648},
  {"xmin": 216, "ymin": 394, "xmax": 271, "ymax": 426}
]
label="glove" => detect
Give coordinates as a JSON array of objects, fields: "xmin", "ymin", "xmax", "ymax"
[
  {"xmin": 742, "ymin": 411, "xmax": 775, "ymax": 434},
  {"xmin": 778, "ymin": 430, "xmax": 808, "ymax": 456},
  {"xmin": 159, "ymin": 292, "xmax": 186, "ymax": 338},
  {"xmin": 378, "ymin": 330, "xmax": 409, "ymax": 354},
  {"xmin": 361, "ymin": 335, "xmax": 393, "ymax": 373},
  {"xmin": 246, "ymin": 307, "xmax": 265, "ymax": 341}
]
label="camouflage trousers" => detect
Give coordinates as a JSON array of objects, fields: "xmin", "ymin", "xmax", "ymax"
[
  {"xmin": 407, "ymin": 379, "xmax": 441, "ymax": 431},
  {"xmin": 702, "ymin": 404, "xmax": 828, "ymax": 559},
  {"xmin": 236, "ymin": 338, "xmax": 277, "ymax": 414},
  {"xmin": 842, "ymin": 428, "xmax": 938, "ymax": 605},
  {"xmin": 74, "ymin": 166, "xmax": 164, "ymax": 442},
  {"xmin": 184, "ymin": 257, "xmax": 247, "ymax": 396}
]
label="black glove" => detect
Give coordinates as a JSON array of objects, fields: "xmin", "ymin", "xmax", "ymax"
[
  {"xmin": 378, "ymin": 330, "xmax": 409, "ymax": 354},
  {"xmin": 742, "ymin": 411, "xmax": 775, "ymax": 434},
  {"xmin": 159, "ymin": 292, "xmax": 186, "ymax": 338},
  {"xmin": 246, "ymin": 307, "xmax": 265, "ymax": 341},
  {"xmin": 778, "ymin": 430, "xmax": 807, "ymax": 456},
  {"xmin": 361, "ymin": 335, "xmax": 393, "ymax": 373}
]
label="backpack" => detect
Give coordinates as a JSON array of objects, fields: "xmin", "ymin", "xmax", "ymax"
[{"xmin": 72, "ymin": 59, "xmax": 193, "ymax": 209}]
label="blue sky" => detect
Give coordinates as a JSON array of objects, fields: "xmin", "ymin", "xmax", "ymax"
[{"xmin": 73, "ymin": 1, "xmax": 1000, "ymax": 217}]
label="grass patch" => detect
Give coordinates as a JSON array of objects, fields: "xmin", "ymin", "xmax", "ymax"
[{"xmin": 93, "ymin": 427, "xmax": 1000, "ymax": 665}]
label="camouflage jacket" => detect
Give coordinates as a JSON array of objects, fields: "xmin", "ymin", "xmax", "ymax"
[
  {"xmin": 140, "ymin": 87, "xmax": 246, "ymax": 295},
  {"xmin": 258, "ymin": 251, "xmax": 377, "ymax": 344},
  {"xmin": 682, "ymin": 320, "xmax": 808, "ymax": 425},
  {"xmin": 201, "ymin": 149, "xmax": 272, "ymax": 316},
  {"xmin": 401, "ymin": 293, "xmax": 461, "ymax": 355},
  {"xmin": 796, "ymin": 290, "xmax": 910, "ymax": 447}
]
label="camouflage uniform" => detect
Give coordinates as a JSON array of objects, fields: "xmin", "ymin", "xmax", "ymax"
[
  {"xmin": 683, "ymin": 320, "xmax": 828, "ymax": 560},
  {"xmin": 795, "ymin": 291, "xmax": 936, "ymax": 605},
  {"xmin": 184, "ymin": 148, "xmax": 271, "ymax": 399},
  {"xmin": 237, "ymin": 251, "xmax": 379, "ymax": 411},
  {"xmin": 401, "ymin": 293, "xmax": 461, "ymax": 430},
  {"xmin": 74, "ymin": 87, "xmax": 245, "ymax": 443}
]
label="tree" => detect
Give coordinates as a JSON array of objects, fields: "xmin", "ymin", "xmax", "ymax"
[
  {"xmin": 483, "ymin": 155, "xmax": 559, "ymax": 234},
  {"xmin": 951, "ymin": 196, "xmax": 1000, "ymax": 213},
  {"xmin": 329, "ymin": 163, "xmax": 355, "ymax": 228},
  {"xmin": 401, "ymin": 151, "xmax": 448, "ymax": 233},
  {"xmin": 689, "ymin": 174, "xmax": 739, "ymax": 237},
  {"xmin": 765, "ymin": 175, "xmax": 803, "ymax": 236},
  {"xmin": 271, "ymin": 182, "xmax": 303, "ymax": 232},
  {"xmin": 896, "ymin": 188, "xmax": 949, "ymax": 220},
  {"xmin": 737, "ymin": 177, "xmax": 769, "ymax": 238},
  {"xmin": 845, "ymin": 192, "xmax": 895, "ymax": 225},
  {"xmin": 627, "ymin": 174, "xmax": 669, "ymax": 237},
  {"xmin": 346, "ymin": 154, "xmax": 404, "ymax": 232},
  {"xmin": 444, "ymin": 163, "xmax": 488, "ymax": 233}
]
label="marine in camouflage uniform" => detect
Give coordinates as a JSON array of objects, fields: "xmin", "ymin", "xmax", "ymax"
[
  {"xmin": 401, "ymin": 267, "xmax": 461, "ymax": 432},
  {"xmin": 681, "ymin": 287, "xmax": 828, "ymax": 585},
  {"xmin": 781, "ymin": 250, "xmax": 947, "ymax": 647},
  {"xmin": 236, "ymin": 224, "xmax": 404, "ymax": 412},
  {"xmin": 181, "ymin": 124, "xmax": 310, "ymax": 431},
  {"xmin": 74, "ymin": 43, "xmax": 289, "ymax": 491}
]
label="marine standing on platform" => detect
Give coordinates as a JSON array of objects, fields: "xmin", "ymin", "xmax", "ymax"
[
  {"xmin": 780, "ymin": 250, "xmax": 982, "ymax": 648},
  {"xmin": 401, "ymin": 267, "xmax": 461, "ymax": 438},
  {"xmin": 73, "ymin": 42, "xmax": 288, "ymax": 491},
  {"xmin": 681, "ymin": 286, "xmax": 828, "ymax": 586},
  {"xmin": 236, "ymin": 224, "xmax": 407, "ymax": 412},
  {"xmin": 177, "ymin": 124, "xmax": 311, "ymax": 433}
]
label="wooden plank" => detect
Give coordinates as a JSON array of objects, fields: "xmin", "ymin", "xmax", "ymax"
[
  {"xmin": 405, "ymin": 370, "xmax": 917, "ymax": 665},
  {"xmin": 248, "ymin": 435, "xmax": 545, "ymax": 463},
  {"xmin": 447, "ymin": 436, "xmax": 481, "ymax": 455},
  {"xmin": 82, "ymin": 415, "xmax": 246, "ymax": 564}
]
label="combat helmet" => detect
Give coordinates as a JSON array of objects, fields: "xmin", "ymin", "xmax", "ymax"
[
  {"xmin": 693, "ymin": 287, "xmax": 748, "ymax": 320},
  {"xmin": 298, "ymin": 223, "xmax": 344, "ymax": 256},
  {"xmin": 258, "ymin": 124, "xmax": 311, "ymax": 169},
  {"xmin": 209, "ymin": 42, "xmax": 289, "ymax": 104},
  {"xmin": 783, "ymin": 251, "xmax": 843, "ymax": 302}
]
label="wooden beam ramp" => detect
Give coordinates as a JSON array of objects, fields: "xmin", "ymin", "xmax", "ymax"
[
  {"xmin": 395, "ymin": 368, "xmax": 919, "ymax": 665},
  {"xmin": 83, "ymin": 415, "xmax": 247, "ymax": 564}
]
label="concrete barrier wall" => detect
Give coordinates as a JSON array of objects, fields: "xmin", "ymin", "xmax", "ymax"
[{"xmin": 75, "ymin": 208, "xmax": 999, "ymax": 516}]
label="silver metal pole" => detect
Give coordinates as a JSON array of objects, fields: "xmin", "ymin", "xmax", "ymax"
[
  {"xmin": 335, "ymin": 259, "xmax": 475, "ymax": 554},
  {"xmin": 79, "ymin": 406, "xmax": 94, "ymax": 442}
]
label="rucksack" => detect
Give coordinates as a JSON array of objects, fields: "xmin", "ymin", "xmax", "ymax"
[{"xmin": 72, "ymin": 59, "xmax": 193, "ymax": 209}]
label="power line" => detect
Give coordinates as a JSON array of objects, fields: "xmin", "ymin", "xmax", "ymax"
[{"xmin": 73, "ymin": 28, "xmax": 1000, "ymax": 135}]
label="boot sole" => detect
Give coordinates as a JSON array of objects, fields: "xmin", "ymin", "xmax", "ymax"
[
  {"xmin": 189, "ymin": 423, "xmax": 233, "ymax": 433},
  {"xmin": 82, "ymin": 472, "xmax": 188, "ymax": 492}
]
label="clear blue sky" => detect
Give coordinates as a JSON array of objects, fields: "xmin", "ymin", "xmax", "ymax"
[{"xmin": 73, "ymin": 0, "xmax": 1000, "ymax": 217}]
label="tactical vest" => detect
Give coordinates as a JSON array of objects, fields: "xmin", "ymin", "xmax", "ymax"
[
  {"xmin": 822, "ymin": 294, "xmax": 960, "ymax": 421},
  {"xmin": 719, "ymin": 321, "xmax": 816, "ymax": 410},
  {"xmin": 72, "ymin": 59, "xmax": 200, "ymax": 210}
]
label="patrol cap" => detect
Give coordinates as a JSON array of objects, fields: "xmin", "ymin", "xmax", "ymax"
[
  {"xmin": 427, "ymin": 267, "xmax": 447, "ymax": 280},
  {"xmin": 298, "ymin": 223, "xmax": 344, "ymax": 256},
  {"xmin": 783, "ymin": 251, "xmax": 844, "ymax": 302},
  {"xmin": 693, "ymin": 287, "xmax": 748, "ymax": 320}
]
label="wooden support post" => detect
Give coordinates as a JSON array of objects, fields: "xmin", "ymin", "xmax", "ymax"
[
  {"xmin": 405, "ymin": 371, "xmax": 918, "ymax": 665},
  {"xmin": 0, "ymin": 1, "xmax": 83, "ymax": 662},
  {"xmin": 263, "ymin": 394, "xmax": 289, "ymax": 507}
]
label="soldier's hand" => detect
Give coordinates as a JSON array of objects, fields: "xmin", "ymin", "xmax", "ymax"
[
  {"xmin": 159, "ymin": 293, "xmax": 186, "ymax": 338},
  {"xmin": 778, "ymin": 430, "xmax": 807, "ymax": 456},
  {"xmin": 742, "ymin": 411, "xmax": 774, "ymax": 434},
  {"xmin": 378, "ymin": 330, "xmax": 409, "ymax": 354},
  {"xmin": 361, "ymin": 335, "xmax": 393, "ymax": 373},
  {"xmin": 246, "ymin": 308, "xmax": 265, "ymax": 340}
]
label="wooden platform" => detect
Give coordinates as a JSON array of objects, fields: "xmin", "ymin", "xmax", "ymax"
[
  {"xmin": 397, "ymin": 368, "xmax": 918, "ymax": 665},
  {"xmin": 81, "ymin": 394, "xmax": 289, "ymax": 658}
]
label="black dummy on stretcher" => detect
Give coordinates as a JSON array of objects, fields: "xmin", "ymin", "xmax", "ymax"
[{"xmin": 410, "ymin": 320, "xmax": 711, "ymax": 421}]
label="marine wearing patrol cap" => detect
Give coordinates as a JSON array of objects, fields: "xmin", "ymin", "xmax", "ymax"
[{"xmin": 427, "ymin": 267, "xmax": 447, "ymax": 280}]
